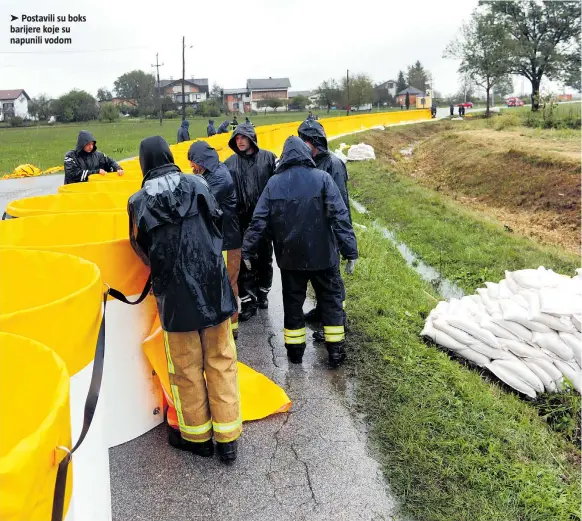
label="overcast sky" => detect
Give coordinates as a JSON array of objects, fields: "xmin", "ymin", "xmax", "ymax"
[{"xmin": 0, "ymin": 0, "xmax": 556, "ymax": 99}]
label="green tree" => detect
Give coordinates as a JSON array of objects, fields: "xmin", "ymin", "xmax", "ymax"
[
  {"xmin": 258, "ymin": 98, "xmax": 285, "ymax": 112},
  {"xmin": 342, "ymin": 73, "xmax": 374, "ymax": 109},
  {"xmin": 405, "ymin": 92, "xmax": 410, "ymax": 109},
  {"xmin": 113, "ymin": 70, "xmax": 156, "ymax": 116},
  {"xmin": 374, "ymin": 84, "xmax": 395, "ymax": 107},
  {"xmin": 407, "ymin": 61, "xmax": 430, "ymax": 92},
  {"xmin": 210, "ymin": 83, "xmax": 223, "ymax": 100},
  {"xmin": 316, "ymin": 79, "xmax": 341, "ymax": 113},
  {"xmin": 483, "ymin": 0, "xmax": 581, "ymax": 110},
  {"xmin": 289, "ymin": 95, "xmax": 310, "ymax": 110},
  {"xmin": 564, "ymin": 42, "xmax": 581, "ymax": 92},
  {"xmin": 97, "ymin": 88, "xmax": 113, "ymax": 102},
  {"xmin": 196, "ymin": 99, "xmax": 222, "ymax": 117},
  {"xmin": 99, "ymin": 102, "xmax": 120, "ymax": 122},
  {"xmin": 28, "ymin": 94, "xmax": 51, "ymax": 120},
  {"xmin": 53, "ymin": 90, "xmax": 98, "ymax": 122},
  {"xmin": 445, "ymin": 10, "xmax": 512, "ymax": 115},
  {"xmin": 396, "ymin": 70, "xmax": 407, "ymax": 93}
]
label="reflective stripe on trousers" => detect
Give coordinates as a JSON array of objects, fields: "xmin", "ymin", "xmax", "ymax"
[
  {"xmin": 284, "ymin": 327, "xmax": 306, "ymax": 345},
  {"xmin": 324, "ymin": 325, "xmax": 345, "ymax": 343}
]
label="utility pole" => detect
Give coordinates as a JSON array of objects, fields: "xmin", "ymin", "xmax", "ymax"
[
  {"xmin": 151, "ymin": 53, "xmax": 164, "ymax": 126},
  {"xmin": 182, "ymin": 37, "xmax": 186, "ymax": 121},
  {"xmin": 346, "ymin": 69, "xmax": 350, "ymax": 116}
]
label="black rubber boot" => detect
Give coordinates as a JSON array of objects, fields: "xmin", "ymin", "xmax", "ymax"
[
  {"xmin": 285, "ymin": 343, "xmax": 306, "ymax": 364},
  {"xmin": 326, "ymin": 341, "xmax": 346, "ymax": 368},
  {"xmin": 239, "ymin": 304, "xmax": 257, "ymax": 322},
  {"xmin": 304, "ymin": 307, "xmax": 321, "ymax": 323},
  {"xmin": 216, "ymin": 440, "xmax": 238, "ymax": 464},
  {"xmin": 167, "ymin": 425, "xmax": 214, "ymax": 457},
  {"xmin": 257, "ymin": 290, "xmax": 269, "ymax": 309},
  {"xmin": 312, "ymin": 329, "xmax": 325, "ymax": 343}
]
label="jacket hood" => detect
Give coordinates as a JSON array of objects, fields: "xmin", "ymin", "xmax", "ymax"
[
  {"xmin": 188, "ymin": 141, "xmax": 219, "ymax": 172},
  {"xmin": 228, "ymin": 122, "xmax": 258, "ymax": 155},
  {"xmin": 181, "ymin": 120, "xmax": 190, "ymax": 128},
  {"xmin": 139, "ymin": 136, "xmax": 176, "ymax": 177},
  {"xmin": 76, "ymin": 130, "xmax": 97, "ymax": 153},
  {"xmin": 275, "ymin": 136, "xmax": 316, "ymax": 173},
  {"xmin": 297, "ymin": 120, "xmax": 328, "ymax": 152}
]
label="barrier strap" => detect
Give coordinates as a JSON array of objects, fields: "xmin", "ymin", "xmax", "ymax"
[{"xmin": 51, "ymin": 275, "xmax": 151, "ymax": 521}]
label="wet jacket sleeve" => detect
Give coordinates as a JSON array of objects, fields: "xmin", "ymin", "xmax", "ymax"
[
  {"xmin": 241, "ymin": 186, "xmax": 270, "ymax": 260},
  {"xmin": 101, "ymin": 152, "xmax": 121, "ymax": 172},
  {"xmin": 128, "ymin": 201, "xmax": 150, "ymax": 267},
  {"xmin": 63, "ymin": 152, "xmax": 85, "ymax": 183},
  {"xmin": 323, "ymin": 175, "xmax": 358, "ymax": 260},
  {"xmin": 329, "ymin": 160, "xmax": 351, "ymax": 221}
]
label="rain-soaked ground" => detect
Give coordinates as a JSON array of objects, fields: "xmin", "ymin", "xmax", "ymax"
[{"xmin": 0, "ymin": 175, "xmax": 397, "ymax": 521}]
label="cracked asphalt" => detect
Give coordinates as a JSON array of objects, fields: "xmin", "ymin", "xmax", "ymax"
[{"xmin": 0, "ymin": 168, "xmax": 396, "ymax": 521}]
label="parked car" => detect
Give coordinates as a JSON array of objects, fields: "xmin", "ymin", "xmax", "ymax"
[
  {"xmin": 456, "ymin": 102, "xmax": 473, "ymax": 108},
  {"xmin": 505, "ymin": 97, "xmax": 525, "ymax": 107}
]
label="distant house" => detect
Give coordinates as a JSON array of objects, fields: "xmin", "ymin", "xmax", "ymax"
[
  {"xmin": 222, "ymin": 78, "xmax": 292, "ymax": 113},
  {"xmin": 99, "ymin": 98, "xmax": 138, "ymax": 107},
  {"xmin": 288, "ymin": 90, "xmax": 319, "ymax": 109},
  {"xmin": 396, "ymin": 86, "xmax": 425, "ymax": 107},
  {"xmin": 376, "ymin": 80, "xmax": 397, "ymax": 98},
  {"xmin": 0, "ymin": 89, "xmax": 31, "ymax": 121},
  {"xmin": 156, "ymin": 78, "xmax": 209, "ymax": 108},
  {"xmin": 248, "ymin": 78, "xmax": 291, "ymax": 111}
]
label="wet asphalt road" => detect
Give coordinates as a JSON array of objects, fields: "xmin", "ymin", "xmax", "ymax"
[{"xmin": 0, "ymin": 175, "xmax": 397, "ymax": 521}]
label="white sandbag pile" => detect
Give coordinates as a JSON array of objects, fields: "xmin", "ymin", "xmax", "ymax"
[
  {"xmin": 347, "ymin": 144, "xmax": 376, "ymax": 161},
  {"xmin": 421, "ymin": 267, "xmax": 582, "ymax": 398},
  {"xmin": 333, "ymin": 143, "xmax": 349, "ymax": 164}
]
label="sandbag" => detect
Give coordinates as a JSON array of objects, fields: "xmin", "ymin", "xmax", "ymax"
[
  {"xmin": 524, "ymin": 360, "xmax": 557, "ymax": 393},
  {"xmin": 553, "ymin": 360, "xmax": 582, "ymax": 393},
  {"xmin": 499, "ymin": 299, "xmax": 552, "ymax": 333},
  {"xmin": 446, "ymin": 315, "xmax": 500, "ymax": 348},
  {"xmin": 480, "ymin": 318, "xmax": 519, "ymax": 341},
  {"xmin": 499, "ymin": 339, "xmax": 550, "ymax": 361},
  {"xmin": 347, "ymin": 143, "xmax": 376, "ymax": 161},
  {"xmin": 539, "ymin": 287, "xmax": 582, "ymax": 315},
  {"xmin": 492, "ymin": 359, "xmax": 545, "ymax": 393},
  {"xmin": 486, "ymin": 361, "xmax": 537, "ymax": 398},
  {"xmin": 559, "ymin": 332, "xmax": 582, "ymax": 366},
  {"xmin": 572, "ymin": 315, "xmax": 582, "ymax": 332},
  {"xmin": 0, "ymin": 332, "xmax": 72, "ymax": 521},
  {"xmin": 490, "ymin": 316, "xmax": 533, "ymax": 342},
  {"xmin": 531, "ymin": 332, "xmax": 574, "ymax": 362}
]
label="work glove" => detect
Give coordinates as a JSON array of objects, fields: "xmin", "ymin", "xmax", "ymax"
[
  {"xmin": 244, "ymin": 258, "xmax": 252, "ymax": 271},
  {"xmin": 345, "ymin": 259, "xmax": 356, "ymax": 275}
]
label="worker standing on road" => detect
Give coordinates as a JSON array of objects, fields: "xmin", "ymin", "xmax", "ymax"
[
  {"xmin": 225, "ymin": 123, "xmax": 277, "ymax": 322},
  {"xmin": 188, "ymin": 141, "xmax": 242, "ymax": 339},
  {"xmin": 128, "ymin": 136, "xmax": 241, "ymax": 463},
  {"xmin": 298, "ymin": 119, "xmax": 351, "ymax": 336},
  {"xmin": 177, "ymin": 120, "xmax": 190, "ymax": 143},
  {"xmin": 242, "ymin": 136, "xmax": 358, "ymax": 367},
  {"xmin": 63, "ymin": 130, "xmax": 124, "ymax": 184},
  {"xmin": 207, "ymin": 119, "xmax": 217, "ymax": 137}
]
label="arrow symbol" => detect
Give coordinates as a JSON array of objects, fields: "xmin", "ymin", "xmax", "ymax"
[{"xmin": 11, "ymin": 15, "xmax": 17, "ymax": 22}]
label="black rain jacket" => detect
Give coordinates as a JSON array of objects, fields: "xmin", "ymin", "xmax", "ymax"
[
  {"xmin": 128, "ymin": 136, "xmax": 236, "ymax": 332},
  {"xmin": 224, "ymin": 123, "xmax": 277, "ymax": 232},
  {"xmin": 64, "ymin": 130, "xmax": 120, "ymax": 184},
  {"xmin": 217, "ymin": 120, "xmax": 230, "ymax": 134},
  {"xmin": 242, "ymin": 136, "xmax": 358, "ymax": 271},
  {"xmin": 298, "ymin": 119, "xmax": 351, "ymax": 223},
  {"xmin": 207, "ymin": 119, "xmax": 216, "ymax": 137},
  {"xmin": 187, "ymin": 141, "xmax": 241, "ymax": 251},
  {"xmin": 177, "ymin": 120, "xmax": 190, "ymax": 143}
]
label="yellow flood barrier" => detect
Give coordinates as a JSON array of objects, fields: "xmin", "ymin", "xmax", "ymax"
[
  {"xmin": 4, "ymin": 192, "xmax": 130, "ymax": 218},
  {"xmin": 0, "ymin": 332, "xmax": 72, "ymax": 521},
  {"xmin": 58, "ymin": 180, "xmax": 141, "ymax": 195}
]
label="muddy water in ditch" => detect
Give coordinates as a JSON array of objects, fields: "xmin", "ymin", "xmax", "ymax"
[{"xmin": 351, "ymin": 199, "xmax": 465, "ymax": 300}]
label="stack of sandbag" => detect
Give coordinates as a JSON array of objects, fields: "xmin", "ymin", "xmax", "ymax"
[
  {"xmin": 347, "ymin": 143, "xmax": 376, "ymax": 161},
  {"xmin": 333, "ymin": 143, "xmax": 349, "ymax": 164},
  {"xmin": 421, "ymin": 267, "xmax": 582, "ymax": 398}
]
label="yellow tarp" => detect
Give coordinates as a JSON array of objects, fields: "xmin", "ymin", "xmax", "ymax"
[
  {"xmin": 0, "ymin": 332, "xmax": 72, "ymax": 521},
  {"xmin": 59, "ymin": 180, "xmax": 141, "ymax": 195}
]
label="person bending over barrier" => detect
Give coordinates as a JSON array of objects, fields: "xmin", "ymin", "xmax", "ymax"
[
  {"xmin": 188, "ymin": 141, "xmax": 242, "ymax": 339},
  {"xmin": 64, "ymin": 130, "xmax": 124, "ymax": 184},
  {"xmin": 225, "ymin": 123, "xmax": 277, "ymax": 321},
  {"xmin": 298, "ymin": 119, "xmax": 351, "ymax": 339},
  {"xmin": 128, "ymin": 136, "xmax": 241, "ymax": 463},
  {"xmin": 217, "ymin": 120, "xmax": 231, "ymax": 134},
  {"xmin": 242, "ymin": 136, "xmax": 358, "ymax": 368}
]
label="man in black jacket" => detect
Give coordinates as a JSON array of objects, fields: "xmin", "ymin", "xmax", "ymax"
[
  {"xmin": 225, "ymin": 123, "xmax": 277, "ymax": 321},
  {"xmin": 242, "ymin": 136, "xmax": 358, "ymax": 367},
  {"xmin": 177, "ymin": 120, "xmax": 190, "ymax": 143},
  {"xmin": 188, "ymin": 141, "xmax": 242, "ymax": 338},
  {"xmin": 63, "ymin": 130, "xmax": 124, "ymax": 184},
  {"xmin": 128, "ymin": 136, "xmax": 241, "ymax": 463},
  {"xmin": 298, "ymin": 119, "xmax": 351, "ymax": 331},
  {"xmin": 217, "ymin": 120, "xmax": 230, "ymax": 134},
  {"xmin": 207, "ymin": 119, "xmax": 217, "ymax": 137}
]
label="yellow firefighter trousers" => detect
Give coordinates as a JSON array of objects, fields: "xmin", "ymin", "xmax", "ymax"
[{"xmin": 163, "ymin": 320, "xmax": 242, "ymax": 443}]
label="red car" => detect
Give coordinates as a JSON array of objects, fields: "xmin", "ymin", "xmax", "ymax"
[
  {"xmin": 456, "ymin": 102, "xmax": 473, "ymax": 108},
  {"xmin": 505, "ymin": 97, "xmax": 525, "ymax": 107}
]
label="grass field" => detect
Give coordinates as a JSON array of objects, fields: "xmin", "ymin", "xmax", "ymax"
[{"xmin": 0, "ymin": 107, "xmax": 401, "ymax": 175}]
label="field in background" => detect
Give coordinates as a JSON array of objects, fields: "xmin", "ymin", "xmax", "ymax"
[{"xmin": 0, "ymin": 107, "xmax": 403, "ymax": 174}]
